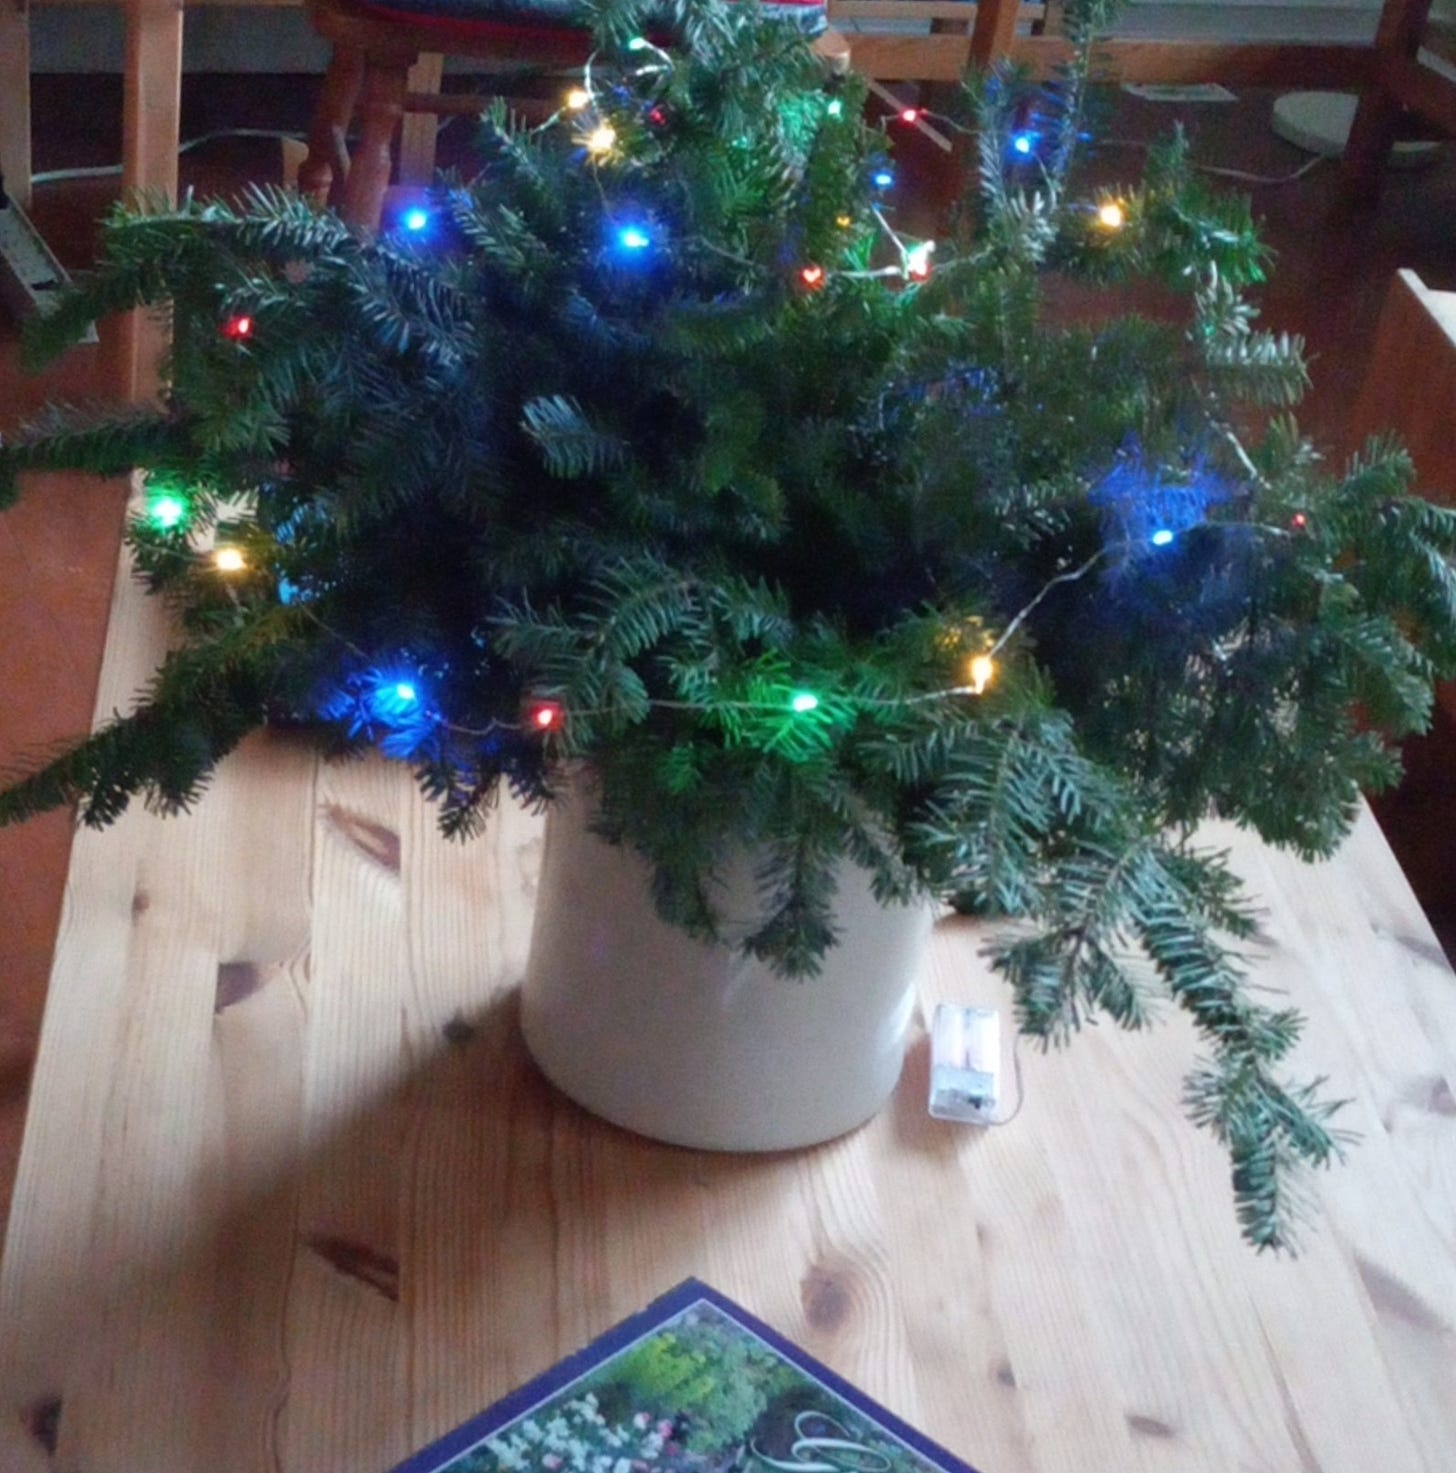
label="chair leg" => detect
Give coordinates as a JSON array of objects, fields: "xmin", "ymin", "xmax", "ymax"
[
  {"xmin": 340, "ymin": 53, "xmax": 412, "ymax": 229},
  {"xmin": 1342, "ymin": 0, "xmax": 1435, "ymax": 205},
  {"xmin": 970, "ymin": 0, "xmax": 1021, "ymax": 68},
  {"xmin": 300, "ymin": 42, "xmax": 364, "ymax": 208},
  {"xmin": 398, "ymin": 51, "xmax": 444, "ymax": 188},
  {"xmin": 1342, "ymin": 81, "xmax": 1403, "ymax": 204}
]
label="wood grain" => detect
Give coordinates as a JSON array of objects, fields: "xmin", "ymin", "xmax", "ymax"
[
  {"xmin": 0, "ymin": 493, "xmax": 1454, "ymax": 1473},
  {"xmin": 398, "ymin": 52, "xmax": 443, "ymax": 188},
  {"xmin": 117, "ymin": 0, "xmax": 183, "ymax": 400},
  {"xmin": 843, "ymin": 32, "xmax": 1374, "ymax": 85},
  {"xmin": 970, "ymin": 0, "xmax": 1019, "ymax": 69}
]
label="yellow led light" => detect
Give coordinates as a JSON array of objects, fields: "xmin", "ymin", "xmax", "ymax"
[
  {"xmin": 566, "ymin": 86, "xmax": 591, "ymax": 110},
  {"xmin": 968, "ymin": 654, "xmax": 995, "ymax": 694},
  {"xmin": 836, "ymin": 214, "xmax": 853, "ymax": 228},
  {"xmin": 1096, "ymin": 200, "xmax": 1126, "ymax": 231},
  {"xmin": 586, "ymin": 124, "xmax": 617, "ymax": 156},
  {"xmin": 214, "ymin": 547, "xmax": 246, "ymax": 573}
]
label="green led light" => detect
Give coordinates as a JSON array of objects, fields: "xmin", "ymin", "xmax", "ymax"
[
  {"xmin": 147, "ymin": 491, "xmax": 189, "ymax": 530},
  {"xmin": 790, "ymin": 691, "xmax": 820, "ymax": 714},
  {"xmin": 826, "ymin": 98, "xmax": 844, "ymax": 118},
  {"xmin": 627, "ymin": 35, "xmax": 650, "ymax": 50}
]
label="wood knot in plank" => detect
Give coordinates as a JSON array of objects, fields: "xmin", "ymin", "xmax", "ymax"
[
  {"xmin": 1125, "ymin": 1413, "xmax": 1176, "ymax": 1440},
  {"xmin": 800, "ymin": 1263, "xmax": 854, "ymax": 1333},
  {"xmin": 23, "ymin": 1395, "xmax": 61, "ymax": 1454},
  {"xmin": 1373, "ymin": 923, "xmax": 1450, "ymax": 972},
  {"xmin": 443, "ymin": 1012, "xmax": 478, "ymax": 1046},
  {"xmin": 131, "ymin": 886, "xmax": 150, "ymax": 919},
  {"xmin": 1425, "ymin": 1076, "xmax": 1456, "ymax": 1116},
  {"xmin": 215, "ymin": 961, "xmax": 269, "ymax": 1014},
  {"xmin": 1383, "ymin": 1073, "xmax": 1456, "ymax": 1129},
  {"xmin": 323, "ymin": 803, "xmax": 401, "ymax": 874},
  {"xmin": 305, "ymin": 1234, "xmax": 400, "ymax": 1301},
  {"xmin": 994, "ymin": 1360, "xmax": 1016, "ymax": 1388},
  {"xmin": 1354, "ymin": 1254, "xmax": 1452, "ymax": 1337}
]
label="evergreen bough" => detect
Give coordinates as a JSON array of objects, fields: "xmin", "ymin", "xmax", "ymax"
[{"xmin": 3, "ymin": 0, "xmax": 1454, "ymax": 1250}]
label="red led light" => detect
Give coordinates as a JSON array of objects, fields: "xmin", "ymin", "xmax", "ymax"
[
  {"xmin": 531, "ymin": 703, "xmax": 562, "ymax": 730},
  {"xmin": 900, "ymin": 107, "xmax": 920, "ymax": 124},
  {"xmin": 800, "ymin": 265, "xmax": 825, "ymax": 290},
  {"xmin": 648, "ymin": 107, "xmax": 667, "ymax": 126},
  {"xmin": 1291, "ymin": 512, "xmax": 1308, "ymax": 530},
  {"xmin": 222, "ymin": 315, "xmax": 253, "ymax": 339}
]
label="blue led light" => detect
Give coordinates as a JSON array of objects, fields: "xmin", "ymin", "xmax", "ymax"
[
  {"xmin": 403, "ymin": 208, "xmax": 430, "ymax": 232},
  {"xmin": 872, "ymin": 169, "xmax": 894, "ymax": 190},
  {"xmin": 1151, "ymin": 528, "xmax": 1175, "ymax": 547},
  {"xmin": 1011, "ymin": 130, "xmax": 1038, "ymax": 157},
  {"xmin": 362, "ymin": 671, "xmax": 426, "ymax": 725},
  {"xmin": 618, "ymin": 225, "xmax": 652, "ymax": 251}
]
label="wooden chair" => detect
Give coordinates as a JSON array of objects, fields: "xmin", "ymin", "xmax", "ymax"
[
  {"xmin": 1349, "ymin": 269, "xmax": 1456, "ymax": 503},
  {"xmin": 1349, "ymin": 267, "xmax": 1456, "ymax": 915},
  {"xmin": 1348, "ymin": 268, "xmax": 1456, "ymax": 719},
  {"xmin": 1343, "ymin": 0, "xmax": 1456, "ymax": 199},
  {"xmin": 300, "ymin": 0, "xmax": 841, "ymax": 229}
]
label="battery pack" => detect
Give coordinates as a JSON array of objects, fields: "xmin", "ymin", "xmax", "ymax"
[{"xmin": 927, "ymin": 1003, "xmax": 1001, "ymax": 1124}]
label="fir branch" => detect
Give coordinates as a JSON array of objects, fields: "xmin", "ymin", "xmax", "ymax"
[
  {"xmin": 521, "ymin": 396, "xmax": 631, "ymax": 479},
  {"xmin": 0, "ymin": 608, "xmax": 307, "ymax": 827},
  {"xmin": 0, "ymin": 405, "xmax": 182, "ymax": 506}
]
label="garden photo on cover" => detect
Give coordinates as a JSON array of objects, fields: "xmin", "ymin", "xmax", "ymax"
[{"xmin": 443, "ymin": 1301, "xmax": 938, "ymax": 1473}]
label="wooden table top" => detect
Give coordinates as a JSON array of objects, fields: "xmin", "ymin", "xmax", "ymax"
[{"xmin": 2, "ymin": 511, "xmax": 1455, "ymax": 1473}]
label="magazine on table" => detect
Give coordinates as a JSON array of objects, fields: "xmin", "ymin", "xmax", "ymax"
[{"xmin": 390, "ymin": 1280, "xmax": 985, "ymax": 1473}]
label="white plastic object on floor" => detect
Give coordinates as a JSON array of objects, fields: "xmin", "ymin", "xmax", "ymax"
[
  {"xmin": 0, "ymin": 185, "xmax": 97, "ymax": 341},
  {"xmin": 1272, "ymin": 91, "xmax": 1442, "ymax": 169}
]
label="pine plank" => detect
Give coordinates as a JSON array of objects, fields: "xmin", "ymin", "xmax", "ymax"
[
  {"xmin": 398, "ymin": 52, "xmax": 444, "ymax": 187},
  {"xmin": 1, "ymin": 490, "xmax": 1454, "ymax": 1473},
  {"xmin": 117, "ymin": 0, "xmax": 183, "ymax": 400}
]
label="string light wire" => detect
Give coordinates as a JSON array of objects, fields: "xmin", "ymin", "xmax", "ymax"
[{"xmin": 143, "ymin": 50, "xmax": 1297, "ymax": 748}]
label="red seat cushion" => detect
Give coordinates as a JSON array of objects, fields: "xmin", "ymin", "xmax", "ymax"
[{"xmin": 357, "ymin": 0, "xmax": 825, "ymax": 48}]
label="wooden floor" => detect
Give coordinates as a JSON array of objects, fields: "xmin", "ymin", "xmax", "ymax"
[{"xmin": 1, "ymin": 74, "xmax": 1455, "ymax": 1260}]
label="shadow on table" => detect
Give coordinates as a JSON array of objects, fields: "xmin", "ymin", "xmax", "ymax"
[{"xmin": 8, "ymin": 981, "xmax": 870, "ymax": 1470}]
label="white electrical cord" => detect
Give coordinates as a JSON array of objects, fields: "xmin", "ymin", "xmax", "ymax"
[
  {"xmin": 981, "ymin": 1031, "xmax": 1027, "ymax": 1127},
  {"xmin": 28, "ymin": 110, "xmax": 479, "ymax": 188},
  {"xmin": 1099, "ymin": 137, "xmax": 1329, "ymax": 187},
  {"xmin": 29, "ymin": 127, "xmax": 307, "ymax": 186},
  {"xmin": 29, "ymin": 122, "xmax": 1328, "ymax": 192},
  {"xmin": 1196, "ymin": 153, "xmax": 1328, "ymax": 186}
]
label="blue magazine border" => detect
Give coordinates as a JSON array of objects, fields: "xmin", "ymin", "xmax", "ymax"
[{"xmin": 389, "ymin": 1279, "xmax": 985, "ymax": 1473}]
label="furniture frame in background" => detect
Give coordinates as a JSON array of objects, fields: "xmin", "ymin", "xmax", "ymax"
[
  {"xmin": 833, "ymin": 0, "xmax": 1376, "ymax": 84},
  {"xmin": 1349, "ymin": 268, "xmax": 1456, "ymax": 725},
  {"xmin": 0, "ymin": 0, "xmax": 1417, "ymax": 387},
  {"xmin": 1343, "ymin": 0, "xmax": 1456, "ymax": 198},
  {"xmin": 299, "ymin": 0, "xmax": 850, "ymax": 228}
]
